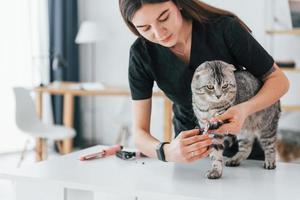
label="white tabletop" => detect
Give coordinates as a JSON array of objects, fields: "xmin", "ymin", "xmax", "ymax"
[{"xmin": 1, "ymin": 145, "xmax": 299, "ymax": 200}]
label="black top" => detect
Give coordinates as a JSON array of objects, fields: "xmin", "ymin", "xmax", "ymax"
[{"xmin": 128, "ymin": 16, "xmax": 274, "ymax": 160}]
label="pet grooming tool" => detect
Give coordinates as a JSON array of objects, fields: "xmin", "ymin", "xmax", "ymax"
[
  {"xmin": 116, "ymin": 150, "xmax": 147, "ymax": 160},
  {"xmin": 201, "ymin": 119, "xmax": 230, "ymax": 135}
]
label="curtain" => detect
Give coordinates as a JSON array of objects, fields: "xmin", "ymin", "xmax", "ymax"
[
  {"xmin": 48, "ymin": 0, "xmax": 82, "ymax": 147},
  {"xmin": 30, "ymin": 0, "xmax": 53, "ymax": 125}
]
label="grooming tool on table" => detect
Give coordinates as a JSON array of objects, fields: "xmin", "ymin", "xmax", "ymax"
[
  {"xmin": 198, "ymin": 119, "xmax": 230, "ymax": 139},
  {"xmin": 79, "ymin": 144, "xmax": 123, "ymax": 161},
  {"xmin": 199, "ymin": 119, "xmax": 230, "ymax": 150},
  {"xmin": 116, "ymin": 150, "xmax": 147, "ymax": 160},
  {"xmin": 202, "ymin": 119, "xmax": 229, "ymax": 134}
]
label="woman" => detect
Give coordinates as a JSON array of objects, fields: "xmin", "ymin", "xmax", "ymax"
[{"xmin": 119, "ymin": 0, "xmax": 289, "ymax": 163}]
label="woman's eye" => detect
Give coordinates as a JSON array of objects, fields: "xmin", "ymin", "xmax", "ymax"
[
  {"xmin": 206, "ymin": 85, "xmax": 214, "ymax": 90},
  {"xmin": 222, "ymin": 83, "xmax": 228, "ymax": 89},
  {"xmin": 142, "ymin": 26, "xmax": 150, "ymax": 32},
  {"xmin": 159, "ymin": 15, "xmax": 169, "ymax": 22}
]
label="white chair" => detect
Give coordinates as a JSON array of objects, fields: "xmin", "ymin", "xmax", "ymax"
[{"xmin": 13, "ymin": 87, "xmax": 76, "ymax": 162}]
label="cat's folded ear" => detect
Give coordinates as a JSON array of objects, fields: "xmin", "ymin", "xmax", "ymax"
[
  {"xmin": 227, "ymin": 64, "xmax": 236, "ymax": 72},
  {"xmin": 194, "ymin": 74, "xmax": 200, "ymax": 80},
  {"xmin": 196, "ymin": 62, "xmax": 207, "ymax": 71},
  {"xmin": 194, "ymin": 63, "xmax": 208, "ymax": 77},
  {"xmin": 218, "ymin": 60, "xmax": 236, "ymax": 72}
]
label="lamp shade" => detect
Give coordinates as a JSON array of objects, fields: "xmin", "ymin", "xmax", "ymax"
[{"xmin": 75, "ymin": 21, "xmax": 106, "ymax": 44}]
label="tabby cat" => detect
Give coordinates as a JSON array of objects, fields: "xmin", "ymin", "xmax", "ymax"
[{"xmin": 191, "ymin": 60, "xmax": 281, "ymax": 179}]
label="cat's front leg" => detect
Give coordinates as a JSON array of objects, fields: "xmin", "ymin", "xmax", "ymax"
[
  {"xmin": 206, "ymin": 144, "xmax": 224, "ymax": 179},
  {"xmin": 225, "ymin": 135, "xmax": 254, "ymax": 167},
  {"xmin": 259, "ymin": 131, "xmax": 277, "ymax": 169}
]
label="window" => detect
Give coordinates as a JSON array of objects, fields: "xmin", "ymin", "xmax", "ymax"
[{"xmin": 0, "ymin": 0, "xmax": 50, "ymax": 153}]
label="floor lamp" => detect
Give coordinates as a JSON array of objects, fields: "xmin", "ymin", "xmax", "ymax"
[{"xmin": 75, "ymin": 21, "xmax": 106, "ymax": 146}]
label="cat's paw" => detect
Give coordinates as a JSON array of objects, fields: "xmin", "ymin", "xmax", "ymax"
[
  {"xmin": 206, "ymin": 169, "xmax": 222, "ymax": 179},
  {"xmin": 263, "ymin": 161, "xmax": 276, "ymax": 170},
  {"xmin": 225, "ymin": 159, "xmax": 240, "ymax": 167}
]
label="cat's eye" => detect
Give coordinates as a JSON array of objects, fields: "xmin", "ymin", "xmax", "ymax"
[
  {"xmin": 222, "ymin": 83, "xmax": 229, "ymax": 89},
  {"xmin": 206, "ymin": 85, "xmax": 214, "ymax": 90}
]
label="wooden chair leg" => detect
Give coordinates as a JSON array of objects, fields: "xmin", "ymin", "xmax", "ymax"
[
  {"xmin": 36, "ymin": 138, "xmax": 42, "ymax": 161},
  {"xmin": 36, "ymin": 138, "xmax": 47, "ymax": 161},
  {"xmin": 55, "ymin": 141, "xmax": 63, "ymax": 154},
  {"xmin": 42, "ymin": 139, "xmax": 47, "ymax": 160},
  {"xmin": 55, "ymin": 139, "xmax": 72, "ymax": 155},
  {"xmin": 62, "ymin": 138, "xmax": 73, "ymax": 154}
]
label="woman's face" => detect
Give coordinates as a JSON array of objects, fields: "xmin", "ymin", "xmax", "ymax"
[{"xmin": 131, "ymin": 1, "xmax": 183, "ymax": 47}]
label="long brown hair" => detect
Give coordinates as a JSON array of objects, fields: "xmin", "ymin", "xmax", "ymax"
[{"xmin": 119, "ymin": 0, "xmax": 251, "ymax": 36}]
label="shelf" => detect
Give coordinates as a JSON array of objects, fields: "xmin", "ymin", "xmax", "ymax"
[
  {"xmin": 282, "ymin": 68, "xmax": 300, "ymax": 73},
  {"xmin": 281, "ymin": 69, "xmax": 300, "ymax": 112},
  {"xmin": 281, "ymin": 105, "xmax": 300, "ymax": 112},
  {"xmin": 266, "ymin": 28, "xmax": 300, "ymax": 35}
]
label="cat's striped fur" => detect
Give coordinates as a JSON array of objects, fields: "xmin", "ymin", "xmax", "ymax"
[{"xmin": 191, "ymin": 60, "xmax": 281, "ymax": 179}]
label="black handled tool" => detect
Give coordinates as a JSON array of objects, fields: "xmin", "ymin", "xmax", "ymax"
[
  {"xmin": 116, "ymin": 150, "xmax": 147, "ymax": 160},
  {"xmin": 198, "ymin": 119, "xmax": 230, "ymax": 135}
]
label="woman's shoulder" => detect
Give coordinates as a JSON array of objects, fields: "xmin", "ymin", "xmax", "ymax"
[
  {"xmin": 209, "ymin": 15, "xmax": 238, "ymax": 28},
  {"xmin": 130, "ymin": 37, "xmax": 156, "ymax": 64},
  {"xmin": 129, "ymin": 37, "xmax": 156, "ymax": 70},
  {"xmin": 194, "ymin": 15, "xmax": 237, "ymax": 28},
  {"xmin": 130, "ymin": 37, "xmax": 152, "ymax": 54},
  {"xmin": 131, "ymin": 37, "xmax": 143, "ymax": 48},
  {"xmin": 195, "ymin": 15, "xmax": 242, "ymax": 36}
]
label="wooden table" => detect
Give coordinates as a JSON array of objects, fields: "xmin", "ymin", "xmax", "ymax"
[
  {"xmin": 1, "ymin": 145, "xmax": 299, "ymax": 200},
  {"xmin": 34, "ymin": 82, "xmax": 173, "ymax": 156}
]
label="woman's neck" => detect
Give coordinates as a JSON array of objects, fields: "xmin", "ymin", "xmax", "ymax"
[{"xmin": 170, "ymin": 19, "xmax": 193, "ymax": 63}]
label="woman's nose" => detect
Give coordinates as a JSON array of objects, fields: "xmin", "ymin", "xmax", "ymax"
[{"xmin": 152, "ymin": 25, "xmax": 167, "ymax": 40}]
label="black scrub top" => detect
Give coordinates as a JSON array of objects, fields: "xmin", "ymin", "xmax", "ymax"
[{"xmin": 128, "ymin": 16, "xmax": 275, "ymax": 160}]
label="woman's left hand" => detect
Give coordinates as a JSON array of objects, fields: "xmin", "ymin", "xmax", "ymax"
[{"xmin": 209, "ymin": 103, "xmax": 250, "ymax": 135}]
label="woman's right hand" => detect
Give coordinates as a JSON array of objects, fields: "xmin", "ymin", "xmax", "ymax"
[{"xmin": 164, "ymin": 129, "xmax": 213, "ymax": 163}]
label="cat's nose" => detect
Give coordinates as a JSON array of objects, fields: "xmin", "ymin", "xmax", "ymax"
[{"xmin": 216, "ymin": 94, "xmax": 222, "ymax": 99}]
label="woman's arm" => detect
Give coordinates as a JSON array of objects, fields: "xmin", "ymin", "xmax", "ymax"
[
  {"xmin": 213, "ymin": 63, "xmax": 289, "ymax": 134},
  {"xmin": 132, "ymin": 98, "xmax": 212, "ymax": 162},
  {"xmin": 243, "ymin": 63, "xmax": 289, "ymax": 114},
  {"xmin": 132, "ymin": 98, "xmax": 160, "ymax": 158}
]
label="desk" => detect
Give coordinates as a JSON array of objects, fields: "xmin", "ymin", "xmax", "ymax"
[
  {"xmin": 34, "ymin": 82, "xmax": 173, "ymax": 155},
  {"xmin": 0, "ymin": 145, "xmax": 299, "ymax": 200}
]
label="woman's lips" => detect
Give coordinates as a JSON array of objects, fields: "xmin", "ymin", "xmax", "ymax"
[{"xmin": 161, "ymin": 34, "xmax": 173, "ymax": 43}]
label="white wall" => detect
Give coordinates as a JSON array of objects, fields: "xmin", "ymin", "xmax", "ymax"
[
  {"xmin": 77, "ymin": 0, "xmax": 165, "ymax": 145},
  {"xmin": 203, "ymin": 0, "xmax": 300, "ymax": 107},
  {"xmin": 77, "ymin": 0, "xmax": 300, "ymax": 145}
]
